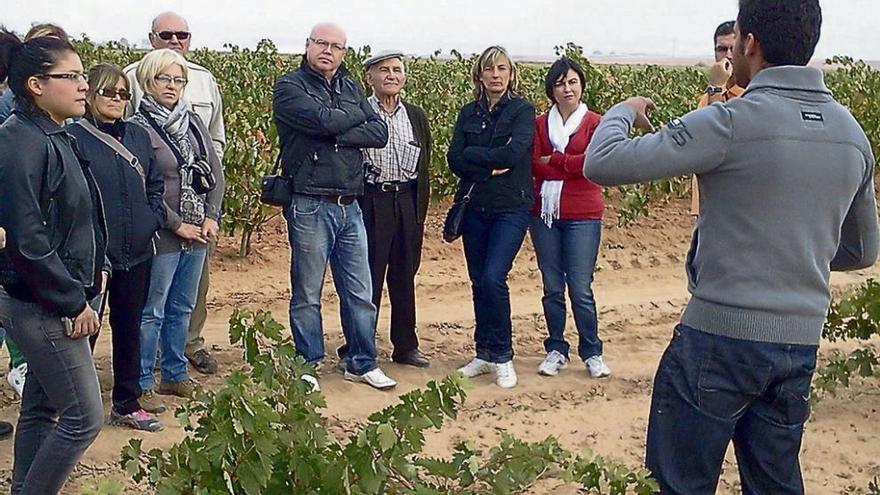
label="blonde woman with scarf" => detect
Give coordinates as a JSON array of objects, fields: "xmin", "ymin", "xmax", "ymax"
[{"xmin": 530, "ymin": 57, "xmax": 610, "ymax": 379}]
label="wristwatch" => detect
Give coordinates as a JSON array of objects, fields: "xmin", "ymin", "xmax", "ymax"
[{"xmin": 706, "ymin": 85, "xmax": 725, "ymax": 95}]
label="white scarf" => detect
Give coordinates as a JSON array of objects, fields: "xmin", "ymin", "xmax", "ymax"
[{"xmin": 541, "ymin": 103, "xmax": 588, "ymax": 227}]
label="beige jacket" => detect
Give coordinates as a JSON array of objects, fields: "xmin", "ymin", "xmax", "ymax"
[{"xmin": 124, "ymin": 59, "xmax": 226, "ymax": 161}]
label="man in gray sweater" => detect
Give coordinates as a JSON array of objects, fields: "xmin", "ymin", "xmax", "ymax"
[{"xmin": 585, "ymin": 1, "xmax": 878, "ymax": 493}]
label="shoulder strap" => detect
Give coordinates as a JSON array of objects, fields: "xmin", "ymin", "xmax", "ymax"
[
  {"xmin": 188, "ymin": 117, "xmax": 209, "ymax": 160},
  {"xmin": 140, "ymin": 110, "xmax": 186, "ymax": 167},
  {"xmin": 78, "ymin": 120, "xmax": 146, "ymax": 185}
]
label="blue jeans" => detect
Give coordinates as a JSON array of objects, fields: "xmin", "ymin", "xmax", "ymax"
[
  {"xmin": 0, "ymin": 291, "xmax": 103, "ymax": 494},
  {"xmin": 530, "ymin": 218, "xmax": 603, "ymax": 362},
  {"xmin": 139, "ymin": 247, "xmax": 207, "ymax": 390},
  {"xmin": 284, "ymin": 194, "xmax": 378, "ymax": 376},
  {"xmin": 646, "ymin": 324, "xmax": 817, "ymax": 495},
  {"xmin": 461, "ymin": 209, "xmax": 528, "ymax": 363}
]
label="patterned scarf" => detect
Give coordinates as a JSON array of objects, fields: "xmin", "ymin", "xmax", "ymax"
[{"xmin": 134, "ymin": 95, "xmax": 195, "ymax": 169}]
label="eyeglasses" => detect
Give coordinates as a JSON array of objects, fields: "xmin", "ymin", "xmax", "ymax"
[
  {"xmin": 308, "ymin": 38, "xmax": 346, "ymax": 53},
  {"xmin": 715, "ymin": 45, "xmax": 735, "ymax": 54},
  {"xmin": 36, "ymin": 72, "xmax": 87, "ymax": 82},
  {"xmin": 154, "ymin": 74, "xmax": 188, "ymax": 86},
  {"xmin": 153, "ymin": 31, "xmax": 191, "ymax": 41},
  {"xmin": 97, "ymin": 88, "xmax": 132, "ymax": 100}
]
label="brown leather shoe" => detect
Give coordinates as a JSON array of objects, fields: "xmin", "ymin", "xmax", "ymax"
[
  {"xmin": 392, "ymin": 349, "xmax": 430, "ymax": 368},
  {"xmin": 186, "ymin": 349, "xmax": 218, "ymax": 375},
  {"xmin": 157, "ymin": 379, "xmax": 196, "ymax": 398},
  {"xmin": 139, "ymin": 390, "xmax": 167, "ymax": 414}
]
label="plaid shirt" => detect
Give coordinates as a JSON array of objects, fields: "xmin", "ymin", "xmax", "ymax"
[{"xmin": 364, "ymin": 96, "xmax": 420, "ymax": 184}]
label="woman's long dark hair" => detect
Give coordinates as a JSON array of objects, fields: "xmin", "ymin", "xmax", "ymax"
[{"xmin": 0, "ymin": 28, "xmax": 77, "ymax": 114}]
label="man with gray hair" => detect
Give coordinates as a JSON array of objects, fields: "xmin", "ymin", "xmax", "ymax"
[
  {"xmin": 341, "ymin": 50, "xmax": 432, "ymax": 368},
  {"xmin": 125, "ymin": 11, "xmax": 226, "ymax": 376}
]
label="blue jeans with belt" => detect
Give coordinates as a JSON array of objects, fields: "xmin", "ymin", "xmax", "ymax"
[
  {"xmin": 646, "ymin": 324, "xmax": 817, "ymax": 495},
  {"xmin": 0, "ymin": 291, "xmax": 104, "ymax": 495},
  {"xmin": 529, "ymin": 218, "xmax": 603, "ymax": 362},
  {"xmin": 284, "ymin": 193, "xmax": 378, "ymax": 376},
  {"xmin": 461, "ymin": 208, "xmax": 529, "ymax": 363}
]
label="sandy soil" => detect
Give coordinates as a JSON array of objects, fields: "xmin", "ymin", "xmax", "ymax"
[{"xmin": 0, "ymin": 199, "xmax": 877, "ymax": 494}]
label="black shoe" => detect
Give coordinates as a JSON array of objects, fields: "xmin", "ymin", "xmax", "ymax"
[
  {"xmin": 0, "ymin": 420, "xmax": 13, "ymax": 439},
  {"xmin": 392, "ymin": 349, "xmax": 430, "ymax": 368},
  {"xmin": 187, "ymin": 349, "xmax": 218, "ymax": 375}
]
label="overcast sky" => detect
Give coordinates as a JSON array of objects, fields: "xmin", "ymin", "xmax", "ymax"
[{"xmin": 4, "ymin": 0, "xmax": 879, "ymax": 61}]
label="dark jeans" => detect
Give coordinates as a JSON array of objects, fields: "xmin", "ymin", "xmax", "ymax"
[
  {"xmin": 461, "ymin": 208, "xmax": 528, "ymax": 363},
  {"xmin": 107, "ymin": 260, "xmax": 151, "ymax": 414},
  {"xmin": 529, "ymin": 218, "xmax": 603, "ymax": 362},
  {"xmin": 646, "ymin": 324, "xmax": 817, "ymax": 495},
  {"xmin": 284, "ymin": 193, "xmax": 378, "ymax": 375},
  {"xmin": 357, "ymin": 183, "xmax": 423, "ymax": 357},
  {"xmin": 0, "ymin": 292, "xmax": 103, "ymax": 495}
]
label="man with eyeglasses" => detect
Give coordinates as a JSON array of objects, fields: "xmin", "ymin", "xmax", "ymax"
[
  {"xmin": 124, "ymin": 11, "xmax": 226, "ymax": 376},
  {"xmin": 273, "ymin": 23, "xmax": 395, "ymax": 390},
  {"xmin": 691, "ymin": 20, "xmax": 743, "ymax": 216}
]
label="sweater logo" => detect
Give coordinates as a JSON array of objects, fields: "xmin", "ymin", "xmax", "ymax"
[
  {"xmin": 667, "ymin": 118, "xmax": 693, "ymax": 147},
  {"xmin": 801, "ymin": 111, "xmax": 824, "ymax": 123}
]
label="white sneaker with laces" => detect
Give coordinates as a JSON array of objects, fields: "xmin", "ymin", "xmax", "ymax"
[
  {"xmin": 344, "ymin": 368, "xmax": 397, "ymax": 390},
  {"xmin": 7, "ymin": 363, "xmax": 26, "ymax": 397},
  {"xmin": 457, "ymin": 358, "xmax": 494, "ymax": 378},
  {"xmin": 495, "ymin": 361, "xmax": 517, "ymax": 388},
  {"xmin": 585, "ymin": 355, "xmax": 611, "ymax": 378},
  {"xmin": 537, "ymin": 350, "xmax": 568, "ymax": 376}
]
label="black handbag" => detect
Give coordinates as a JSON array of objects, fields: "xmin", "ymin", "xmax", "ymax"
[
  {"xmin": 260, "ymin": 155, "xmax": 292, "ymax": 207},
  {"xmin": 442, "ymin": 183, "xmax": 476, "ymax": 243}
]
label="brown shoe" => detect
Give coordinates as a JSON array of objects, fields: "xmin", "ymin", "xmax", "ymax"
[
  {"xmin": 186, "ymin": 349, "xmax": 218, "ymax": 375},
  {"xmin": 139, "ymin": 390, "xmax": 167, "ymax": 414},
  {"xmin": 157, "ymin": 379, "xmax": 196, "ymax": 398}
]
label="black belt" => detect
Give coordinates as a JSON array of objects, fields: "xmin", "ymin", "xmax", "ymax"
[
  {"xmin": 367, "ymin": 181, "xmax": 416, "ymax": 193},
  {"xmin": 305, "ymin": 194, "xmax": 357, "ymax": 206}
]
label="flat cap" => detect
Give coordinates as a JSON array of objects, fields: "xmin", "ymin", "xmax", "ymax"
[{"xmin": 362, "ymin": 49, "xmax": 405, "ymax": 70}]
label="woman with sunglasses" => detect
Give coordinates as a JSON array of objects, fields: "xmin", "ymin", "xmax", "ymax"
[
  {"xmin": 0, "ymin": 30, "xmax": 107, "ymax": 494},
  {"xmin": 67, "ymin": 63, "xmax": 167, "ymax": 432},
  {"xmin": 129, "ymin": 49, "xmax": 224, "ymax": 410}
]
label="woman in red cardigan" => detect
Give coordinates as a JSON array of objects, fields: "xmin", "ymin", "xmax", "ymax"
[{"xmin": 530, "ymin": 57, "xmax": 610, "ymax": 379}]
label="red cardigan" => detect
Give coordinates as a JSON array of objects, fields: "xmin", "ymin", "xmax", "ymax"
[{"xmin": 530, "ymin": 110, "xmax": 605, "ymax": 220}]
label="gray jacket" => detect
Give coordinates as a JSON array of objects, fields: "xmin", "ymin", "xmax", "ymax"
[{"xmin": 585, "ymin": 66, "xmax": 879, "ymax": 346}]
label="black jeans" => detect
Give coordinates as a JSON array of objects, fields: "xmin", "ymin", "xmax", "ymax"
[
  {"xmin": 646, "ymin": 324, "xmax": 817, "ymax": 495},
  {"xmin": 106, "ymin": 260, "xmax": 152, "ymax": 414},
  {"xmin": 358, "ymin": 183, "xmax": 423, "ymax": 357},
  {"xmin": 0, "ymin": 291, "xmax": 103, "ymax": 494}
]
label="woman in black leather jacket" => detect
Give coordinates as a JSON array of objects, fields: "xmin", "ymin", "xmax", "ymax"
[
  {"xmin": 68, "ymin": 63, "xmax": 167, "ymax": 432},
  {"xmin": 0, "ymin": 31, "xmax": 106, "ymax": 495},
  {"xmin": 447, "ymin": 46, "xmax": 535, "ymax": 390}
]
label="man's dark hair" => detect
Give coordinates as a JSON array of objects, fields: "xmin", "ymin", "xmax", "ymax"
[
  {"xmin": 544, "ymin": 57, "xmax": 586, "ymax": 103},
  {"xmin": 714, "ymin": 21, "xmax": 735, "ymax": 44},
  {"xmin": 737, "ymin": 0, "xmax": 822, "ymax": 66}
]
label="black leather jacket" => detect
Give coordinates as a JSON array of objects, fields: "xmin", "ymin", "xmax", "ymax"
[
  {"xmin": 0, "ymin": 107, "xmax": 108, "ymax": 317},
  {"xmin": 273, "ymin": 59, "xmax": 388, "ymax": 196},
  {"xmin": 447, "ymin": 93, "xmax": 535, "ymax": 214}
]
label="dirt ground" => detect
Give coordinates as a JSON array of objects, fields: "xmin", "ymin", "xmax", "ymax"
[{"xmin": 0, "ymin": 199, "xmax": 878, "ymax": 494}]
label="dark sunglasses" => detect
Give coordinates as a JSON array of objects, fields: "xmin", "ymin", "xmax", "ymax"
[
  {"xmin": 97, "ymin": 88, "xmax": 132, "ymax": 100},
  {"xmin": 153, "ymin": 30, "xmax": 191, "ymax": 40}
]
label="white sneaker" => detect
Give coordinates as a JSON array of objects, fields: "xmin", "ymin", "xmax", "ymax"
[
  {"xmin": 301, "ymin": 374, "xmax": 320, "ymax": 393},
  {"xmin": 457, "ymin": 358, "xmax": 494, "ymax": 378},
  {"xmin": 344, "ymin": 368, "xmax": 397, "ymax": 390},
  {"xmin": 7, "ymin": 363, "xmax": 26, "ymax": 397},
  {"xmin": 537, "ymin": 350, "xmax": 568, "ymax": 376},
  {"xmin": 495, "ymin": 361, "xmax": 517, "ymax": 388},
  {"xmin": 585, "ymin": 355, "xmax": 611, "ymax": 378}
]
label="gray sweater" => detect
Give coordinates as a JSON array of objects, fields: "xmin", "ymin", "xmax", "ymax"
[{"xmin": 585, "ymin": 66, "xmax": 879, "ymax": 346}]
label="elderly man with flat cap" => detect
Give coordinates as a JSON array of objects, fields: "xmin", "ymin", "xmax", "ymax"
[{"xmin": 340, "ymin": 50, "xmax": 432, "ymax": 368}]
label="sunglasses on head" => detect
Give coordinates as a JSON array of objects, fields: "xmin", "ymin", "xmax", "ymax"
[
  {"xmin": 153, "ymin": 30, "xmax": 190, "ymax": 40},
  {"xmin": 97, "ymin": 88, "xmax": 132, "ymax": 100}
]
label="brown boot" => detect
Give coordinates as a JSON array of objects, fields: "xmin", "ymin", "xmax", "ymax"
[
  {"xmin": 157, "ymin": 379, "xmax": 196, "ymax": 398},
  {"xmin": 139, "ymin": 390, "xmax": 167, "ymax": 414}
]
